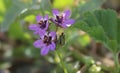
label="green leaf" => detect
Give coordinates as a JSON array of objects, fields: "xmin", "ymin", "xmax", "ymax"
[
  {"xmin": 1, "ymin": 6, "xmax": 23, "ymax": 31},
  {"xmin": 1, "ymin": 0, "xmax": 37, "ymax": 31},
  {"xmin": 76, "ymin": 9, "xmax": 119, "ymax": 52},
  {"xmin": 73, "ymin": 21, "xmax": 90, "ymax": 31},
  {"xmin": 1, "ymin": 0, "xmax": 26, "ymax": 32},
  {"xmin": 78, "ymin": 12, "xmax": 108, "ymax": 43},
  {"xmin": 93, "ymin": 9, "xmax": 118, "ymax": 52},
  {"xmin": 88, "ymin": 26, "xmax": 108, "ymax": 43},
  {"xmin": 83, "ymin": 12, "xmax": 100, "ymax": 27},
  {"xmin": 94, "ymin": 9, "xmax": 117, "ymax": 40}
]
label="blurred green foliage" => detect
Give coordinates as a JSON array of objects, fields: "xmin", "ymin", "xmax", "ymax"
[{"xmin": 1, "ymin": 0, "xmax": 120, "ymax": 73}]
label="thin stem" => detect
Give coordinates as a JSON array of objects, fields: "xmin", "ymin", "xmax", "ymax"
[
  {"xmin": 55, "ymin": 50, "xmax": 68, "ymax": 73},
  {"xmin": 113, "ymin": 52, "xmax": 120, "ymax": 73}
]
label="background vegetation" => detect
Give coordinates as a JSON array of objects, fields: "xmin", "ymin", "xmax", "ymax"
[{"xmin": 0, "ymin": 0, "xmax": 120, "ymax": 73}]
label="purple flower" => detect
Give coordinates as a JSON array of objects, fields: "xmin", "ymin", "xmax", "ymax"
[
  {"xmin": 29, "ymin": 14, "xmax": 49, "ymax": 36},
  {"xmin": 33, "ymin": 31, "xmax": 56, "ymax": 56},
  {"xmin": 51, "ymin": 9, "xmax": 75, "ymax": 28}
]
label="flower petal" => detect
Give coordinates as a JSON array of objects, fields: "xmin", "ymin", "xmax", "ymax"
[
  {"xmin": 64, "ymin": 10, "xmax": 71, "ymax": 19},
  {"xmin": 36, "ymin": 15, "xmax": 42, "ymax": 23},
  {"xmin": 44, "ymin": 21, "xmax": 49, "ymax": 30},
  {"xmin": 41, "ymin": 46, "xmax": 49, "ymax": 56},
  {"xmin": 44, "ymin": 14, "xmax": 49, "ymax": 20},
  {"xmin": 64, "ymin": 19, "xmax": 75, "ymax": 27},
  {"xmin": 61, "ymin": 23, "xmax": 67, "ymax": 28},
  {"xmin": 49, "ymin": 31, "xmax": 56, "ymax": 40},
  {"xmin": 49, "ymin": 42, "xmax": 56, "ymax": 51},
  {"xmin": 64, "ymin": 19, "xmax": 75, "ymax": 24},
  {"xmin": 29, "ymin": 24, "xmax": 39, "ymax": 30},
  {"xmin": 33, "ymin": 40, "xmax": 43, "ymax": 48},
  {"xmin": 38, "ymin": 30, "xmax": 46, "ymax": 39},
  {"xmin": 52, "ymin": 9, "xmax": 59, "ymax": 17}
]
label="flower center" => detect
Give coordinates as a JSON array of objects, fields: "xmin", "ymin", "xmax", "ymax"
[
  {"xmin": 43, "ymin": 35, "xmax": 52, "ymax": 46},
  {"xmin": 38, "ymin": 20, "xmax": 47, "ymax": 29},
  {"xmin": 55, "ymin": 15, "xmax": 63, "ymax": 24}
]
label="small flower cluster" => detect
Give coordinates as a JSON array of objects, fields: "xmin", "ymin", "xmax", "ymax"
[{"xmin": 29, "ymin": 9, "xmax": 75, "ymax": 56}]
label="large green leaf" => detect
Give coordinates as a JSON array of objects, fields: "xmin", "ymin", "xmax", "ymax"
[
  {"xmin": 75, "ymin": 12, "xmax": 108, "ymax": 43},
  {"xmin": 94, "ymin": 10, "xmax": 117, "ymax": 40},
  {"xmin": 1, "ymin": 6, "xmax": 24, "ymax": 31},
  {"xmin": 1, "ymin": 0, "xmax": 27, "ymax": 32},
  {"xmin": 75, "ymin": 9, "xmax": 119, "ymax": 52}
]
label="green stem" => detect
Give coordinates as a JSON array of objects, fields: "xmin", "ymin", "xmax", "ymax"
[
  {"xmin": 55, "ymin": 50, "xmax": 68, "ymax": 73},
  {"xmin": 113, "ymin": 52, "xmax": 119, "ymax": 73}
]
